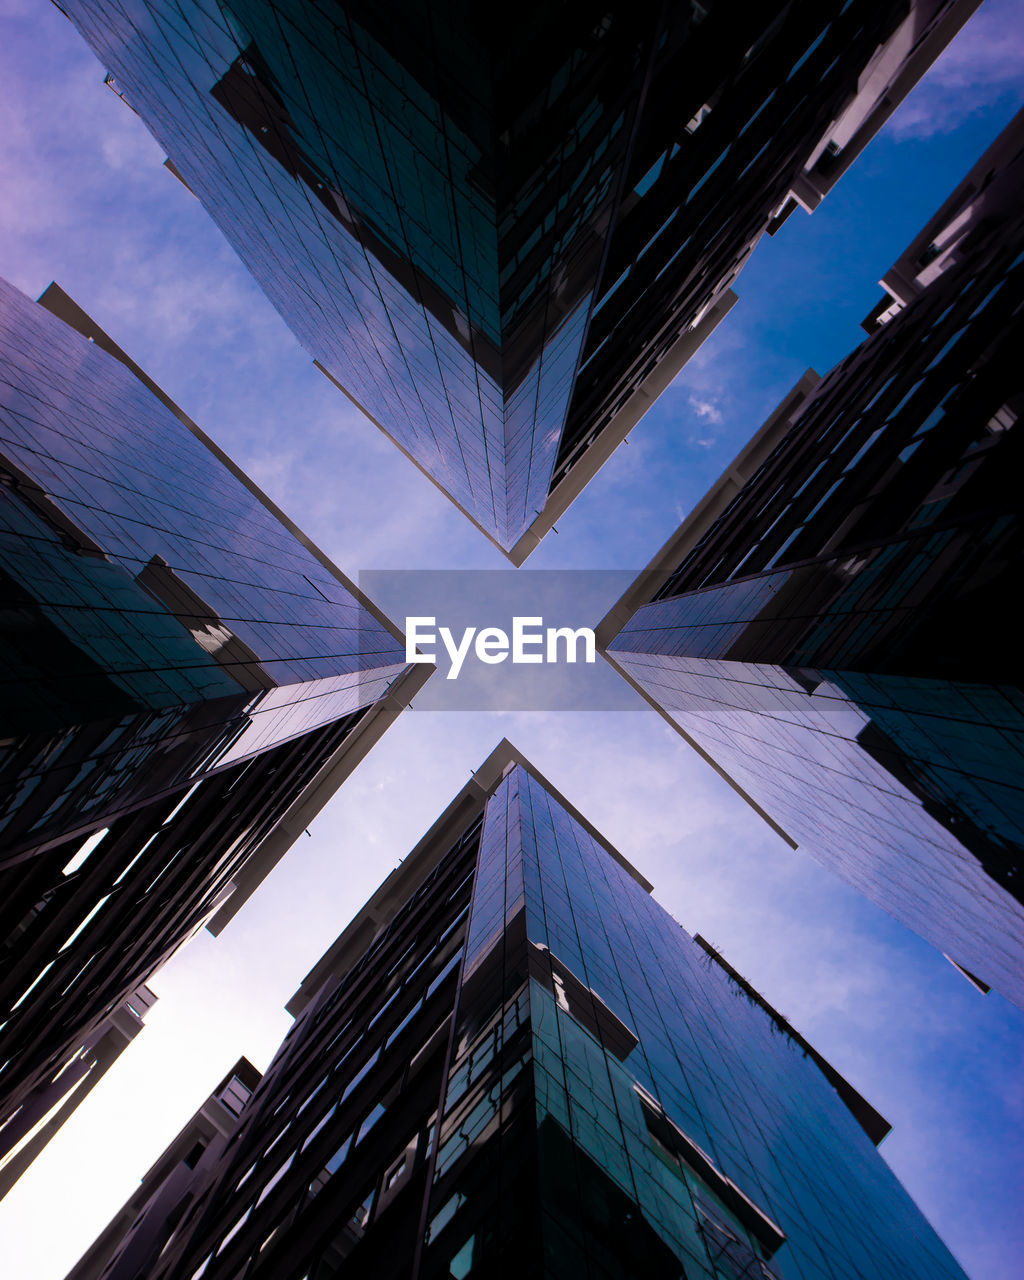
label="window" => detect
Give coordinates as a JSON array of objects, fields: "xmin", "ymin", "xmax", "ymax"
[
  {"xmin": 325, "ymin": 1134, "xmax": 351, "ymax": 1175},
  {"xmin": 57, "ymin": 895, "xmax": 112, "ymax": 953},
  {"xmin": 355, "ymin": 1104, "xmax": 385, "ymax": 1146},
  {"xmin": 256, "ymin": 1152, "xmax": 295, "ymax": 1207},
  {"xmin": 183, "ymin": 1141, "xmax": 206, "ymax": 1170},
  {"xmin": 215, "ymin": 1206, "xmax": 252, "ymax": 1256},
  {"xmin": 61, "ymin": 828, "xmax": 109, "ymax": 876},
  {"xmin": 384, "ymin": 1155, "xmax": 407, "ymax": 1191}
]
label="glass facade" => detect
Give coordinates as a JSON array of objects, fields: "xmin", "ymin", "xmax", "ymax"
[
  {"xmin": 0, "ymin": 276, "xmax": 407, "ymax": 860},
  {"xmin": 129, "ymin": 748, "xmax": 966, "ymax": 1280},
  {"xmin": 57, "ymin": 0, "xmax": 960, "ymax": 557},
  {"xmin": 607, "ymin": 119, "xmax": 1024, "ymax": 1005},
  {"xmin": 0, "ymin": 276, "xmax": 415, "ymax": 1190}
]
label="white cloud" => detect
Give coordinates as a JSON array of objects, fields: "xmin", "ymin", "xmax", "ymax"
[
  {"xmin": 886, "ymin": 0, "xmax": 1024, "ymax": 140},
  {"xmin": 688, "ymin": 394, "xmax": 723, "ymax": 424}
]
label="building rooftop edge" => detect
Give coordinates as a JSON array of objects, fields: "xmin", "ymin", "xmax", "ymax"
[
  {"xmin": 205, "ymin": 659, "xmax": 432, "ymax": 936},
  {"xmin": 285, "ymin": 738, "xmax": 653, "ymax": 1016},
  {"xmin": 508, "ymin": 290, "xmax": 740, "ymax": 565},
  {"xmin": 314, "ymin": 361, "xmax": 522, "ymax": 563},
  {"xmin": 318, "ymin": 290, "xmax": 739, "ymax": 566},
  {"xmin": 212, "ymin": 1056, "xmax": 262, "ymax": 1097},
  {"xmin": 872, "ymin": 102, "xmax": 1024, "ymax": 318}
]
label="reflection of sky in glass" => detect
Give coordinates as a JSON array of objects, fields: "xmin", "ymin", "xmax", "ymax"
[
  {"xmin": 467, "ymin": 764, "xmax": 967, "ymax": 1278},
  {"xmin": 609, "ymin": 638, "xmax": 1024, "ymax": 1005},
  {"xmin": 0, "ymin": 275, "xmax": 406, "ymax": 848},
  {"xmin": 62, "ymin": 0, "xmax": 603, "ymax": 549},
  {"xmin": 0, "ymin": 278, "xmax": 403, "ymax": 685},
  {"xmin": 1, "ymin": 2, "xmax": 1022, "ymax": 1275}
]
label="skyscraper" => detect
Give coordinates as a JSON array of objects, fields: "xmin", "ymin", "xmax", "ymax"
[
  {"xmin": 0, "ymin": 277, "xmax": 428, "ymax": 1193},
  {"xmin": 599, "ymin": 110, "xmax": 1024, "ymax": 1006},
  {"xmin": 92, "ymin": 740, "xmax": 967, "ymax": 1280},
  {"xmin": 59, "ymin": 0, "xmax": 977, "ymax": 560},
  {"xmin": 65, "ymin": 1058, "xmax": 262, "ymax": 1280}
]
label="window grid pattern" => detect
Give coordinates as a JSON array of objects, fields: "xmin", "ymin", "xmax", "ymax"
[
  {"xmin": 0, "ymin": 276, "xmax": 405, "ymax": 856},
  {"xmin": 117, "ymin": 762, "xmax": 966, "ymax": 1279},
  {"xmin": 610, "ymin": 198, "xmax": 1024, "ymax": 1004},
  {"xmin": 59, "ymin": 1, "xmax": 940, "ymax": 549},
  {"xmin": 509, "ymin": 766, "xmax": 964, "ymax": 1280}
]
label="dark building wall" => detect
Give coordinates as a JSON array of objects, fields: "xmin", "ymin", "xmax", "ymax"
[
  {"xmin": 64, "ymin": 1058, "xmax": 261, "ymax": 1280},
  {"xmin": 0, "ymin": 712, "xmax": 361, "ymax": 1143},
  {"xmin": 146, "ymin": 798, "xmax": 483, "ymax": 1280},
  {"xmin": 59, "ymin": 0, "xmax": 975, "ymax": 558},
  {"xmin": 122, "ymin": 745, "xmax": 965, "ymax": 1280},
  {"xmin": 605, "ymin": 114, "xmax": 1024, "ymax": 1004},
  {"xmin": 551, "ymin": 0, "xmax": 957, "ymax": 489},
  {"xmin": 0, "ymin": 984, "xmax": 157, "ymax": 1202}
]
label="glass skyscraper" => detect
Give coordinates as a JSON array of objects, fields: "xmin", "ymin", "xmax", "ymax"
[
  {"xmin": 58, "ymin": 0, "xmax": 975, "ymax": 560},
  {"xmin": 0, "ymin": 277, "xmax": 427, "ymax": 1195},
  {"xmin": 600, "ymin": 111, "xmax": 1024, "ymax": 1007},
  {"xmin": 84, "ymin": 742, "xmax": 967, "ymax": 1280}
]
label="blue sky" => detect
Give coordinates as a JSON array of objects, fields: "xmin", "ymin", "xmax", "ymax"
[{"xmin": 0, "ymin": 1, "xmax": 1022, "ymax": 1276}]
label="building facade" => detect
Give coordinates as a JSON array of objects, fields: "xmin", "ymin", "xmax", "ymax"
[
  {"xmin": 95, "ymin": 741, "xmax": 967, "ymax": 1280},
  {"xmin": 65, "ymin": 1058, "xmax": 261, "ymax": 1280},
  {"xmin": 0, "ymin": 983, "xmax": 157, "ymax": 1202},
  {"xmin": 600, "ymin": 110, "xmax": 1024, "ymax": 1006},
  {"xmin": 59, "ymin": 0, "xmax": 977, "ymax": 560},
  {"xmin": 0, "ymin": 277, "xmax": 428, "ymax": 1192}
]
